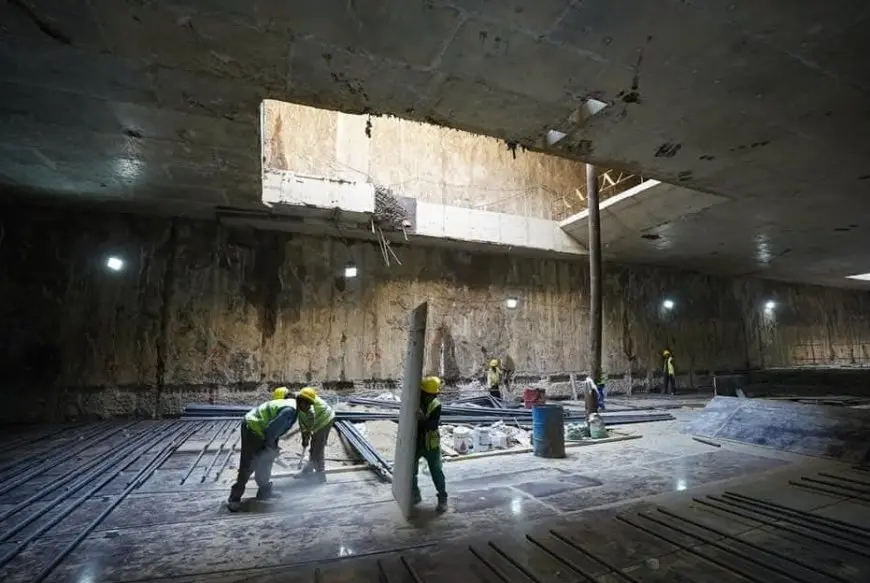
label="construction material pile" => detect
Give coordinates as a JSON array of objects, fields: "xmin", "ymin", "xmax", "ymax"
[{"xmin": 181, "ymin": 395, "xmax": 674, "ymax": 482}]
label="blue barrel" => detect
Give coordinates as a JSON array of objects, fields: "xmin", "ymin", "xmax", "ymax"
[{"xmin": 532, "ymin": 404, "xmax": 566, "ymax": 458}]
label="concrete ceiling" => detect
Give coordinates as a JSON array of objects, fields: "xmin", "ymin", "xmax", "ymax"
[{"xmin": 1, "ymin": 1, "xmax": 870, "ymax": 288}]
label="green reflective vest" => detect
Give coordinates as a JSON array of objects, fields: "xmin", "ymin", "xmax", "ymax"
[
  {"xmin": 245, "ymin": 399, "xmax": 296, "ymax": 438},
  {"xmin": 299, "ymin": 396, "xmax": 335, "ymax": 434},
  {"xmin": 664, "ymin": 356, "xmax": 675, "ymax": 375},
  {"xmin": 487, "ymin": 368, "xmax": 500, "ymax": 387},
  {"xmin": 420, "ymin": 398, "xmax": 441, "ymax": 452}
]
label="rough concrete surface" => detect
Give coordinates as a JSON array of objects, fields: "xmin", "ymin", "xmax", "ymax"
[{"xmin": 2, "ymin": 201, "xmax": 870, "ymax": 421}]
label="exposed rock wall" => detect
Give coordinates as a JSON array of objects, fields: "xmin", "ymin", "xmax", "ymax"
[
  {"xmin": 262, "ymin": 100, "xmax": 588, "ymax": 220},
  {"xmin": 2, "ymin": 202, "xmax": 869, "ymax": 422}
]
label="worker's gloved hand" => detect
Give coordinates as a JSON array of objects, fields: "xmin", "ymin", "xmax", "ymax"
[{"xmin": 301, "ymin": 433, "xmax": 310, "ymax": 448}]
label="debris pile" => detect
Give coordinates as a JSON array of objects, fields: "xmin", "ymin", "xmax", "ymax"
[{"xmin": 372, "ymin": 185, "xmax": 410, "ymax": 231}]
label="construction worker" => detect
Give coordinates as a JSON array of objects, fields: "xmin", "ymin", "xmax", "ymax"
[
  {"xmin": 487, "ymin": 359, "xmax": 502, "ymax": 400},
  {"xmin": 597, "ymin": 369, "xmax": 608, "ymax": 411},
  {"xmin": 663, "ymin": 350, "xmax": 677, "ymax": 395},
  {"xmin": 295, "ymin": 386, "xmax": 335, "ymax": 482},
  {"xmin": 413, "ymin": 376, "xmax": 448, "ymax": 513},
  {"xmin": 272, "ymin": 386, "xmax": 289, "ymax": 400},
  {"xmin": 227, "ymin": 397, "xmax": 297, "ymax": 512}
]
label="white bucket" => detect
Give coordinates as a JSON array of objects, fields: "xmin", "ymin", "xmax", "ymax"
[
  {"xmin": 472, "ymin": 427, "xmax": 492, "ymax": 452},
  {"xmin": 453, "ymin": 427, "xmax": 473, "ymax": 454},
  {"xmin": 491, "ymin": 430, "xmax": 508, "ymax": 449}
]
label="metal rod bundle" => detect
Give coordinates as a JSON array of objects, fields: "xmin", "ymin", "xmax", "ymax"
[{"xmin": 333, "ymin": 420, "xmax": 392, "ymax": 482}]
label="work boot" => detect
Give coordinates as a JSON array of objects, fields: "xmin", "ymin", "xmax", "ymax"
[
  {"xmin": 435, "ymin": 496, "xmax": 448, "ymax": 514},
  {"xmin": 227, "ymin": 498, "xmax": 242, "ymax": 512},
  {"xmin": 256, "ymin": 483, "xmax": 281, "ymax": 501},
  {"xmin": 313, "ymin": 472, "xmax": 327, "ymax": 484}
]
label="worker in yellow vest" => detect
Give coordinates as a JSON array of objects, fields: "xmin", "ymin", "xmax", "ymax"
[
  {"xmin": 295, "ymin": 387, "xmax": 335, "ymax": 482},
  {"xmin": 487, "ymin": 359, "xmax": 502, "ymax": 400},
  {"xmin": 663, "ymin": 349, "xmax": 677, "ymax": 395},
  {"xmin": 414, "ymin": 376, "xmax": 448, "ymax": 513},
  {"xmin": 227, "ymin": 397, "xmax": 297, "ymax": 512},
  {"xmin": 273, "ymin": 386, "xmax": 289, "ymax": 400}
]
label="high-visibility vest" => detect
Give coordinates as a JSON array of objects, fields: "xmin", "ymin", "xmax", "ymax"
[
  {"xmin": 487, "ymin": 368, "xmax": 500, "ymax": 387},
  {"xmin": 245, "ymin": 399, "xmax": 297, "ymax": 438},
  {"xmin": 420, "ymin": 398, "xmax": 441, "ymax": 452},
  {"xmin": 299, "ymin": 396, "xmax": 335, "ymax": 434},
  {"xmin": 664, "ymin": 356, "xmax": 675, "ymax": 375}
]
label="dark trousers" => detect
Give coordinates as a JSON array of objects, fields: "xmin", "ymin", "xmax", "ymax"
[
  {"xmin": 302, "ymin": 423, "xmax": 332, "ymax": 474},
  {"xmin": 489, "ymin": 385, "xmax": 501, "ymax": 400},
  {"xmin": 664, "ymin": 374, "xmax": 677, "ymax": 395},
  {"xmin": 229, "ymin": 423, "xmax": 275, "ymax": 501},
  {"xmin": 412, "ymin": 448, "xmax": 447, "ymax": 501}
]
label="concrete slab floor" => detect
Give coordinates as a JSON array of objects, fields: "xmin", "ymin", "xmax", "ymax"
[{"xmin": 0, "ymin": 411, "xmax": 868, "ymax": 582}]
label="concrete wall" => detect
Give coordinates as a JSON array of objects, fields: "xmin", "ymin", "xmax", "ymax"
[
  {"xmin": 262, "ymin": 100, "xmax": 587, "ymax": 220},
  {"xmin": 3, "ymin": 202, "xmax": 870, "ymax": 422}
]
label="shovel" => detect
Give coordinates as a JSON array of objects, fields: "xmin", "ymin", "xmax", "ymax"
[{"xmin": 297, "ymin": 444, "xmax": 308, "ymax": 470}]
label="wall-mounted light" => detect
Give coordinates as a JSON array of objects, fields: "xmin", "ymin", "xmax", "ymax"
[
  {"xmin": 764, "ymin": 300, "xmax": 776, "ymax": 312},
  {"xmin": 106, "ymin": 256, "xmax": 124, "ymax": 272},
  {"xmin": 505, "ymin": 297, "xmax": 519, "ymax": 309},
  {"xmin": 662, "ymin": 299, "xmax": 674, "ymax": 310},
  {"xmin": 344, "ymin": 264, "xmax": 358, "ymax": 278}
]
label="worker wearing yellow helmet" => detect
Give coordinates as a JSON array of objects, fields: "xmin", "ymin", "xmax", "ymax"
[
  {"xmin": 227, "ymin": 395, "xmax": 297, "ymax": 512},
  {"xmin": 272, "ymin": 386, "xmax": 289, "ymax": 400},
  {"xmin": 662, "ymin": 349, "xmax": 676, "ymax": 395},
  {"xmin": 414, "ymin": 376, "xmax": 447, "ymax": 513},
  {"xmin": 487, "ymin": 358, "xmax": 502, "ymax": 401},
  {"xmin": 295, "ymin": 386, "xmax": 335, "ymax": 483}
]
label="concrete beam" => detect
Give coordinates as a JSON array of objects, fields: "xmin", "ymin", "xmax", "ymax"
[
  {"xmin": 559, "ymin": 180, "xmax": 728, "ymax": 248},
  {"xmin": 261, "ymin": 169, "xmax": 375, "ymax": 222}
]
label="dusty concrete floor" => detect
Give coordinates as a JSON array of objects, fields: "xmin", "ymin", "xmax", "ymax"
[{"xmin": 1, "ymin": 405, "xmax": 867, "ymax": 582}]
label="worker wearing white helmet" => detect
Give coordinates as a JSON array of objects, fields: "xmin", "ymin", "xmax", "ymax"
[
  {"xmin": 295, "ymin": 386, "xmax": 335, "ymax": 482},
  {"xmin": 414, "ymin": 376, "xmax": 447, "ymax": 513}
]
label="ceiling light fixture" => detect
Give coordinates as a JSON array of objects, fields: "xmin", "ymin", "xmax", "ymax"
[
  {"xmin": 106, "ymin": 256, "xmax": 124, "ymax": 271},
  {"xmin": 505, "ymin": 298, "xmax": 519, "ymax": 309},
  {"xmin": 662, "ymin": 299, "xmax": 674, "ymax": 310},
  {"xmin": 846, "ymin": 273, "xmax": 870, "ymax": 281},
  {"xmin": 764, "ymin": 300, "xmax": 776, "ymax": 311},
  {"xmin": 344, "ymin": 265, "xmax": 358, "ymax": 278}
]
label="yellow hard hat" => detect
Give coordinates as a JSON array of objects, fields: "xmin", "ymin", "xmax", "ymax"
[
  {"xmin": 297, "ymin": 387, "xmax": 318, "ymax": 402},
  {"xmin": 663, "ymin": 350, "xmax": 671, "ymax": 357},
  {"xmin": 272, "ymin": 386, "xmax": 289, "ymax": 400},
  {"xmin": 420, "ymin": 376, "xmax": 442, "ymax": 394},
  {"xmin": 489, "ymin": 359, "xmax": 499, "ymax": 367}
]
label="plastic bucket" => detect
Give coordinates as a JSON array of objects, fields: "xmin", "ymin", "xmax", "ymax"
[
  {"xmin": 472, "ymin": 427, "xmax": 491, "ymax": 452},
  {"xmin": 453, "ymin": 427, "xmax": 472, "ymax": 454},
  {"xmin": 532, "ymin": 404, "xmax": 566, "ymax": 458}
]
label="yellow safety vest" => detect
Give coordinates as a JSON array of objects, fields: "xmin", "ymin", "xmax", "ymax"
[
  {"xmin": 299, "ymin": 396, "xmax": 335, "ymax": 434},
  {"xmin": 420, "ymin": 398, "xmax": 441, "ymax": 452},
  {"xmin": 664, "ymin": 356, "xmax": 675, "ymax": 375},
  {"xmin": 245, "ymin": 399, "xmax": 296, "ymax": 438},
  {"xmin": 487, "ymin": 368, "xmax": 500, "ymax": 386}
]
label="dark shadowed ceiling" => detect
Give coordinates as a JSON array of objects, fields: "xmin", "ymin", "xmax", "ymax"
[{"xmin": 1, "ymin": 1, "xmax": 869, "ymax": 288}]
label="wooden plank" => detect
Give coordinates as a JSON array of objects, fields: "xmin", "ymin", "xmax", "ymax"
[{"xmin": 392, "ymin": 302, "xmax": 428, "ymax": 519}]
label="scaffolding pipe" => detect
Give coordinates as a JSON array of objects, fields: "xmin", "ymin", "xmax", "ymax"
[{"xmin": 179, "ymin": 420, "xmax": 230, "ymax": 485}]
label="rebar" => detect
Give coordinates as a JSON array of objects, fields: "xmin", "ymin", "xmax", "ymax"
[{"xmin": 0, "ymin": 421, "xmax": 137, "ymax": 497}]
